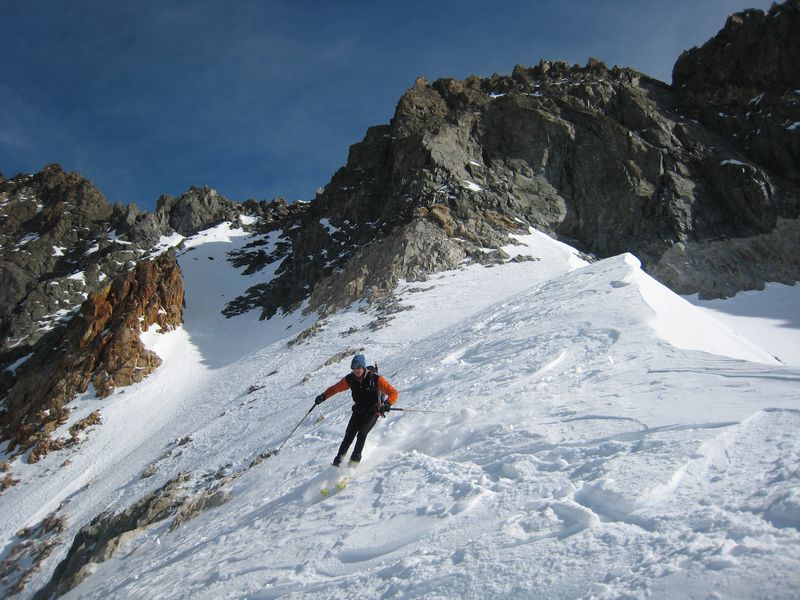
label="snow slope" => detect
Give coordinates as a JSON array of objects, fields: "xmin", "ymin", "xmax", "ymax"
[
  {"xmin": 2, "ymin": 224, "xmax": 799, "ymax": 599},
  {"xmin": 688, "ymin": 282, "xmax": 800, "ymax": 367}
]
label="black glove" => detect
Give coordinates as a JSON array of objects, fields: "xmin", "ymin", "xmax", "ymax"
[
  {"xmin": 379, "ymin": 399, "xmax": 391, "ymax": 415},
  {"xmin": 314, "ymin": 393, "xmax": 326, "ymax": 405}
]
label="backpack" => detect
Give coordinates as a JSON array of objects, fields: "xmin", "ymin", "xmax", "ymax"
[{"xmin": 367, "ymin": 364, "xmax": 387, "ymax": 403}]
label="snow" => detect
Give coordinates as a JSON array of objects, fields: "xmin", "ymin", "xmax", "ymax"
[
  {"xmin": 1, "ymin": 225, "xmax": 799, "ymax": 599},
  {"xmin": 174, "ymin": 222, "xmax": 308, "ymax": 366},
  {"xmin": 107, "ymin": 229, "xmax": 132, "ymax": 245},
  {"xmin": 720, "ymin": 159, "xmax": 749, "ymax": 167},
  {"xmin": 320, "ymin": 218, "xmax": 340, "ymax": 235},
  {"xmin": 787, "ymin": 122, "xmax": 800, "ymax": 131},
  {"xmin": 150, "ymin": 232, "xmax": 186, "ymax": 255},
  {"xmin": 2, "ymin": 353, "xmax": 33, "ymax": 374},
  {"xmin": 14, "ymin": 233, "xmax": 39, "ymax": 249},
  {"xmin": 688, "ymin": 282, "xmax": 800, "ymax": 367},
  {"xmin": 462, "ymin": 180, "xmax": 483, "ymax": 192},
  {"xmin": 634, "ymin": 254, "xmax": 777, "ymax": 364}
]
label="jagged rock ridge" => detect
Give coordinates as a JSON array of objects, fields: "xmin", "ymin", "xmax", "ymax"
[
  {"xmin": 224, "ymin": 0, "xmax": 799, "ymax": 322},
  {"xmin": 673, "ymin": 1, "xmax": 800, "ymax": 181}
]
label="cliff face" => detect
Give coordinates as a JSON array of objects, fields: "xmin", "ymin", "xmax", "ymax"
[
  {"xmin": 673, "ymin": 0, "xmax": 800, "ymax": 183},
  {"xmin": 1, "ymin": 253, "xmax": 184, "ymax": 461},
  {"xmin": 221, "ymin": 1, "xmax": 799, "ymax": 322}
]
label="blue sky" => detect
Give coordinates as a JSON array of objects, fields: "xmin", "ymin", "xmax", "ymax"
[{"xmin": 0, "ymin": 0, "xmax": 775, "ymax": 210}]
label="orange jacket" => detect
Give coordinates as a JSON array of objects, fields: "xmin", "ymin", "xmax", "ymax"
[{"xmin": 323, "ymin": 373, "xmax": 399, "ymax": 405}]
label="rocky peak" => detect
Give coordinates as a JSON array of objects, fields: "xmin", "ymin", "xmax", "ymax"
[
  {"xmin": 1, "ymin": 252, "xmax": 184, "ymax": 462},
  {"xmin": 0, "ymin": 168, "xmax": 197, "ymax": 469},
  {"xmin": 673, "ymin": 0, "xmax": 800, "ymax": 181},
  {"xmin": 674, "ymin": 2, "xmax": 799, "ymax": 98},
  {"xmin": 156, "ymin": 186, "xmax": 243, "ymax": 236},
  {"xmin": 0, "ymin": 165, "xmax": 169, "ymax": 371},
  {"xmin": 233, "ymin": 17, "xmax": 798, "ymax": 322}
]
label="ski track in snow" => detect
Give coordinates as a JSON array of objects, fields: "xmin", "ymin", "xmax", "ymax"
[{"xmin": 1, "ymin": 226, "xmax": 799, "ymax": 599}]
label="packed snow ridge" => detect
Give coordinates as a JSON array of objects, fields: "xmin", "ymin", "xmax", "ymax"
[{"xmin": 1, "ymin": 223, "xmax": 799, "ymax": 599}]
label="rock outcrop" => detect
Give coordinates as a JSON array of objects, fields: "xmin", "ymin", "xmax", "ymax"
[
  {"xmin": 673, "ymin": 0, "xmax": 800, "ymax": 182},
  {"xmin": 33, "ymin": 473, "xmax": 193, "ymax": 600},
  {"xmin": 34, "ymin": 454, "xmax": 259, "ymax": 600},
  {"xmin": 226, "ymin": 1, "xmax": 799, "ymax": 320},
  {"xmin": 0, "ymin": 169, "xmax": 246, "ymax": 373},
  {"xmin": 1, "ymin": 252, "xmax": 184, "ymax": 461},
  {"xmin": 0, "ymin": 511, "xmax": 66, "ymax": 596},
  {"xmin": 155, "ymin": 186, "xmax": 243, "ymax": 236},
  {"xmin": 1, "ymin": 165, "xmax": 137, "ymax": 364},
  {"xmin": 0, "ymin": 167, "xmax": 260, "ymax": 462}
]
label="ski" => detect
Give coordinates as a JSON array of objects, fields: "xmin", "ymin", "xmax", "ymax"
[
  {"xmin": 320, "ymin": 477, "xmax": 349, "ymax": 496},
  {"xmin": 319, "ymin": 463, "xmax": 356, "ymax": 496}
]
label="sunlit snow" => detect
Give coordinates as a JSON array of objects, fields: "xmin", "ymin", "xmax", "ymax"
[{"xmin": 1, "ymin": 223, "xmax": 798, "ymax": 599}]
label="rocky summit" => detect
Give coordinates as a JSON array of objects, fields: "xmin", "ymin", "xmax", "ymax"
[
  {"xmin": 1, "ymin": 2, "xmax": 799, "ymax": 466},
  {"xmin": 224, "ymin": 0, "xmax": 799, "ymax": 322}
]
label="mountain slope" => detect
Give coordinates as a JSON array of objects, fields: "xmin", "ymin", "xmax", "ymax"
[
  {"xmin": 3, "ymin": 2, "xmax": 800, "ymax": 478},
  {"xmin": 1, "ymin": 3, "xmax": 799, "ymax": 597},
  {"xmin": 2, "ymin": 223, "xmax": 798, "ymax": 599}
]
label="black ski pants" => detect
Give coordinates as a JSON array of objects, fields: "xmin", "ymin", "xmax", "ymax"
[{"xmin": 337, "ymin": 409, "xmax": 378, "ymax": 461}]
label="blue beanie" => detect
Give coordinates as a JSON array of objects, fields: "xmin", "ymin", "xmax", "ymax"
[{"xmin": 351, "ymin": 354, "xmax": 366, "ymax": 369}]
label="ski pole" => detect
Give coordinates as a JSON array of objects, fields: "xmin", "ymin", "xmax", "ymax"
[
  {"xmin": 387, "ymin": 407, "xmax": 451, "ymax": 415},
  {"xmin": 273, "ymin": 404, "xmax": 316, "ymax": 454}
]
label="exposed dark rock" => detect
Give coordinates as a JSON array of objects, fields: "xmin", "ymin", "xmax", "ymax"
[
  {"xmin": 33, "ymin": 473, "xmax": 192, "ymax": 600},
  {"xmin": 673, "ymin": 0, "xmax": 800, "ymax": 182},
  {"xmin": 155, "ymin": 186, "xmax": 242, "ymax": 236},
  {"xmin": 0, "ymin": 165, "xmax": 175, "ymax": 372},
  {"xmin": 324, "ymin": 347, "xmax": 365, "ymax": 367},
  {"xmin": 308, "ymin": 218, "xmax": 471, "ymax": 316},
  {"xmin": 0, "ymin": 511, "xmax": 66, "ymax": 596},
  {"xmin": 169, "ymin": 488, "xmax": 231, "ymax": 531},
  {"xmin": 35, "ymin": 459, "xmax": 248, "ymax": 599},
  {"xmin": 0, "ymin": 459, "xmax": 19, "ymax": 495},
  {"xmin": 110, "ymin": 201, "xmax": 166, "ymax": 247},
  {"xmin": 649, "ymin": 216, "xmax": 800, "ymax": 297},
  {"xmin": 222, "ymin": 1, "xmax": 799, "ymax": 318}
]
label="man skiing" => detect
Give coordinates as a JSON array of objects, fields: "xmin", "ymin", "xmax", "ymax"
[{"xmin": 314, "ymin": 354, "xmax": 398, "ymax": 466}]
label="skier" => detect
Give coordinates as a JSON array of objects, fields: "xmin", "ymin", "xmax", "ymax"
[{"xmin": 314, "ymin": 354, "xmax": 398, "ymax": 466}]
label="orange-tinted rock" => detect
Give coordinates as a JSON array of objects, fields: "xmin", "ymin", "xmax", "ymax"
[{"xmin": 0, "ymin": 252, "xmax": 184, "ymax": 459}]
